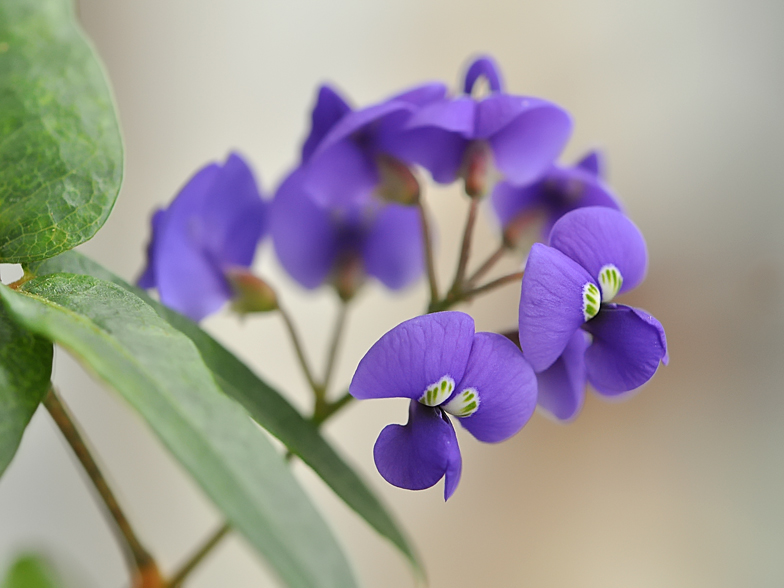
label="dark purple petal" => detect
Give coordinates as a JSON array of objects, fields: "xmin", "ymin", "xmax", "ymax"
[
  {"xmin": 200, "ymin": 153, "xmax": 267, "ymax": 268},
  {"xmin": 137, "ymin": 208, "xmax": 165, "ymax": 288},
  {"xmin": 362, "ymin": 203, "xmax": 424, "ymax": 289},
  {"xmin": 350, "ymin": 312, "xmax": 476, "ymax": 401},
  {"xmin": 303, "ymin": 139, "xmax": 379, "ymax": 208},
  {"xmin": 270, "ymin": 169, "xmax": 338, "ymax": 288},
  {"xmin": 451, "ymin": 333, "xmax": 537, "ymax": 443},
  {"xmin": 373, "ymin": 401, "xmax": 462, "ymax": 500},
  {"xmin": 575, "ymin": 149, "xmax": 605, "ymax": 178},
  {"xmin": 487, "ymin": 99, "xmax": 573, "ymax": 186},
  {"xmin": 301, "ymin": 85, "xmax": 352, "ymax": 163},
  {"xmin": 583, "ymin": 304, "xmax": 668, "ymax": 395},
  {"xmin": 518, "ymin": 243, "xmax": 595, "ymax": 372},
  {"xmin": 463, "ymin": 55, "xmax": 504, "ymax": 94},
  {"xmin": 382, "ymin": 127, "xmax": 469, "ymax": 184},
  {"xmin": 388, "ymin": 82, "xmax": 448, "ymax": 107},
  {"xmin": 549, "ymin": 207, "xmax": 648, "ymax": 296},
  {"xmin": 490, "ymin": 180, "xmax": 545, "ymax": 229},
  {"xmin": 536, "ymin": 330, "xmax": 589, "ymax": 421}
]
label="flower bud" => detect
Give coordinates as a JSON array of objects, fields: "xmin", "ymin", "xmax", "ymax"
[
  {"xmin": 332, "ymin": 252, "xmax": 365, "ymax": 302},
  {"xmin": 226, "ymin": 268, "xmax": 278, "ymax": 314},
  {"xmin": 375, "ymin": 154, "xmax": 420, "ymax": 205},
  {"xmin": 461, "ymin": 141, "xmax": 495, "ymax": 198}
]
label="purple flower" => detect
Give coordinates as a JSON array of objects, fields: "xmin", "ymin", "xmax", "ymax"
[
  {"xmin": 491, "ymin": 150, "xmax": 623, "ymax": 243},
  {"xmin": 138, "ymin": 152, "xmax": 267, "ymax": 321},
  {"xmin": 350, "ymin": 312, "xmax": 537, "ymax": 500},
  {"xmin": 301, "ymin": 83, "xmax": 447, "ymax": 208},
  {"xmin": 269, "ymin": 168, "xmax": 423, "ymax": 297},
  {"xmin": 383, "ymin": 56, "xmax": 573, "ymax": 194},
  {"xmin": 518, "ymin": 207, "xmax": 668, "ymax": 421}
]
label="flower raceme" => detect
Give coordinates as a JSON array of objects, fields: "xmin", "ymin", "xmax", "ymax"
[
  {"xmin": 138, "ymin": 152, "xmax": 267, "ymax": 321},
  {"xmin": 349, "ymin": 312, "xmax": 537, "ymax": 500},
  {"xmin": 518, "ymin": 207, "xmax": 668, "ymax": 421}
]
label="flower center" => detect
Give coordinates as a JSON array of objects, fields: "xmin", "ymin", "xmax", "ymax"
[
  {"xmin": 419, "ymin": 376, "xmax": 455, "ymax": 407},
  {"xmin": 443, "ymin": 388, "xmax": 480, "ymax": 418},
  {"xmin": 582, "ymin": 282, "xmax": 601, "ymax": 321},
  {"xmin": 598, "ymin": 264, "xmax": 623, "ymax": 302}
]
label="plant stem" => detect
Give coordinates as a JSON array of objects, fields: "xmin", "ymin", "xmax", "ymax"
[
  {"xmin": 277, "ymin": 304, "xmax": 320, "ymax": 395},
  {"xmin": 312, "ymin": 391, "xmax": 354, "ymax": 427},
  {"xmin": 43, "ymin": 387, "xmax": 161, "ymax": 588},
  {"xmin": 164, "ymin": 523, "xmax": 231, "ymax": 588},
  {"xmin": 448, "ymin": 196, "xmax": 480, "ymax": 295},
  {"xmin": 466, "ymin": 242, "xmax": 507, "ymax": 287},
  {"xmin": 416, "ymin": 199, "xmax": 439, "ymax": 303},
  {"xmin": 321, "ymin": 300, "xmax": 348, "ymax": 395},
  {"xmin": 461, "ymin": 271, "xmax": 524, "ymax": 301}
]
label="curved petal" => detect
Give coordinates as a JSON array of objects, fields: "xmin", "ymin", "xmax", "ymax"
[
  {"xmin": 303, "ymin": 139, "xmax": 379, "ymax": 208},
  {"xmin": 518, "ymin": 243, "xmax": 595, "ymax": 372},
  {"xmin": 575, "ymin": 149, "xmax": 605, "ymax": 178},
  {"xmin": 362, "ymin": 203, "xmax": 424, "ymax": 289},
  {"xmin": 463, "ymin": 55, "xmax": 504, "ymax": 94},
  {"xmin": 301, "ymin": 85, "xmax": 352, "ymax": 163},
  {"xmin": 388, "ymin": 82, "xmax": 448, "ymax": 107},
  {"xmin": 490, "ymin": 179, "xmax": 546, "ymax": 229},
  {"xmin": 373, "ymin": 401, "xmax": 462, "ymax": 500},
  {"xmin": 383, "ymin": 127, "xmax": 469, "ymax": 184},
  {"xmin": 536, "ymin": 330, "xmax": 589, "ymax": 422},
  {"xmin": 270, "ymin": 169, "xmax": 337, "ymax": 289},
  {"xmin": 137, "ymin": 208, "xmax": 165, "ymax": 288},
  {"xmin": 405, "ymin": 96, "xmax": 475, "ymax": 135},
  {"xmin": 452, "ymin": 333, "xmax": 537, "ymax": 443},
  {"xmin": 583, "ymin": 304, "xmax": 668, "ymax": 395},
  {"xmin": 203, "ymin": 153, "xmax": 267, "ymax": 268},
  {"xmin": 350, "ymin": 311, "xmax": 476, "ymax": 401},
  {"xmin": 487, "ymin": 99, "xmax": 573, "ymax": 185},
  {"xmin": 549, "ymin": 207, "xmax": 648, "ymax": 295}
]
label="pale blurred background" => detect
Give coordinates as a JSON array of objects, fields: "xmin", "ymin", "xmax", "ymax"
[{"xmin": 1, "ymin": 0, "xmax": 783, "ymax": 586}]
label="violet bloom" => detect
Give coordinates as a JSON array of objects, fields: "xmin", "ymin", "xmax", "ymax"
[
  {"xmin": 491, "ymin": 150, "xmax": 623, "ymax": 242},
  {"xmin": 350, "ymin": 312, "xmax": 537, "ymax": 500},
  {"xmin": 138, "ymin": 153, "xmax": 266, "ymax": 321},
  {"xmin": 270, "ymin": 168, "xmax": 423, "ymax": 298},
  {"xmin": 302, "ymin": 83, "xmax": 446, "ymax": 208},
  {"xmin": 386, "ymin": 56, "xmax": 573, "ymax": 194},
  {"xmin": 518, "ymin": 207, "xmax": 668, "ymax": 421}
]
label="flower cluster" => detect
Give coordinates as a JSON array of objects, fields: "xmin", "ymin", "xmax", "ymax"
[{"xmin": 139, "ymin": 55, "xmax": 667, "ymax": 500}]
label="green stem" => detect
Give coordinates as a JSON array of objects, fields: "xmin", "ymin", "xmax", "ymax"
[
  {"xmin": 416, "ymin": 199, "xmax": 439, "ymax": 303},
  {"xmin": 321, "ymin": 300, "xmax": 348, "ymax": 395},
  {"xmin": 462, "ymin": 271, "xmax": 524, "ymax": 301},
  {"xmin": 448, "ymin": 196, "xmax": 480, "ymax": 296},
  {"xmin": 465, "ymin": 242, "xmax": 507, "ymax": 287},
  {"xmin": 312, "ymin": 392, "xmax": 354, "ymax": 427},
  {"xmin": 277, "ymin": 304, "xmax": 320, "ymax": 395},
  {"xmin": 164, "ymin": 523, "xmax": 231, "ymax": 588},
  {"xmin": 44, "ymin": 388, "xmax": 161, "ymax": 587}
]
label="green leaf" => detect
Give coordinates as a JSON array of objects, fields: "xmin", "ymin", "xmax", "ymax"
[
  {"xmin": 0, "ymin": 302, "xmax": 53, "ymax": 479},
  {"xmin": 0, "ymin": 275, "xmax": 356, "ymax": 588},
  {"xmin": 0, "ymin": 0, "xmax": 123, "ymax": 263},
  {"xmin": 2, "ymin": 554, "xmax": 59, "ymax": 588},
  {"xmin": 30, "ymin": 251, "xmax": 424, "ymax": 577}
]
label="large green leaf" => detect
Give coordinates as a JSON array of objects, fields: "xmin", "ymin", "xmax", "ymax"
[
  {"xmin": 2, "ymin": 555, "xmax": 59, "ymax": 588},
  {"xmin": 0, "ymin": 0, "xmax": 123, "ymax": 263},
  {"xmin": 0, "ymin": 275, "xmax": 356, "ymax": 588},
  {"xmin": 0, "ymin": 304, "xmax": 53, "ymax": 479},
  {"xmin": 30, "ymin": 251, "xmax": 423, "ymax": 577}
]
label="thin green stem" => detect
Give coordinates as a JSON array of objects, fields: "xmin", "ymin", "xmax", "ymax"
[
  {"xmin": 44, "ymin": 388, "xmax": 161, "ymax": 587},
  {"xmin": 321, "ymin": 300, "xmax": 348, "ymax": 395},
  {"xmin": 277, "ymin": 304, "xmax": 320, "ymax": 395},
  {"xmin": 466, "ymin": 242, "xmax": 507, "ymax": 287},
  {"xmin": 312, "ymin": 391, "xmax": 354, "ymax": 427},
  {"xmin": 448, "ymin": 196, "xmax": 480, "ymax": 295},
  {"xmin": 416, "ymin": 199, "xmax": 439, "ymax": 303},
  {"xmin": 164, "ymin": 523, "xmax": 231, "ymax": 588},
  {"xmin": 462, "ymin": 271, "xmax": 524, "ymax": 301}
]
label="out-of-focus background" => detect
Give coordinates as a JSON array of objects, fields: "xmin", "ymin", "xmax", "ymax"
[{"xmin": 1, "ymin": 0, "xmax": 783, "ymax": 586}]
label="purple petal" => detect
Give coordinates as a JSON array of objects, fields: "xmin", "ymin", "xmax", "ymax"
[
  {"xmin": 362, "ymin": 203, "xmax": 424, "ymax": 289},
  {"xmin": 490, "ymin": 180, "xmax": 546, "ymax": 229},
  {"xmin": 137, "ymin": 208, "xmax": 165, "ymax": 288},
  {"xmin": 405, "ymin": 96, "xmax": 476, "ymax": 135},
  {"xmin": 486, "ymin": 98, "xmax": 573, "ymax": 185},
  {"xmin": 463, "ymin": 55, "xmax": 504, "ymax": 94},
  {"xmin": 452, "ymin": 333, "xmax": 537, "ymax": 443},
  {"xmin": 201, "ymin": 153, "xmax": 267, "ymax": 268},
  {"xmin": 536, "ymin": 330, "xmax": 589, "ymax": 421},
  {"xmin": 373, "ymin": 401, "xmax": 462, "ymax": 500},
  {"xmin": 518, "ymin": 243, "xmax": 595, "ymax": 372},
  {"xmin": 350, "ymin": 311, "xmax": 476, "ymax": 401},
  {"xmin": 303, "ymin": 139, "xmax": 379, "ymax": 208},
  {"xmin": 301, "ymin": 85, "xmax": 352, "ymax": 163},
  {"xmin": 583, "ymin": 304, "xmax": 668, "ymax": 395},
  {"xmin": 388, "ymin": 82, "xmax": 448, "ymax": 107},
  {"xmin": 270, "ymin": 169, "xmax": 338, "ymax": 289},
  {"xmin": 575, "ymin": 149, "xmax": 605, "ymax": 178},
  {"xmin": 549, "ymin": 207, "xmax": 648, "ymax": 295},
  {"xmin": 383, "ymin": 127, "xmax": 469, "ymax": 184}
]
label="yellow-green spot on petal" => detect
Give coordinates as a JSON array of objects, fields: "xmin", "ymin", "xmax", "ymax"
[
  {"xmin": 419, "ymin": 375, "xmax": 455, "ymax": 407},
  {"xmin": 598, "ymin": 264, "xmax": 623, "ymax": 302},
  {"xmin": 582, "ymin": 282, "xmax": 601, "ymax": 321},
  {"xmin": 443, "ymin": 387, "xmax": 481, "ymax": 418}
]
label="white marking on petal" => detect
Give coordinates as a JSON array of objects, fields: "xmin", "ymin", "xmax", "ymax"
[
  {"xmin": 419, "ymin": 376, "xmax": 455, "ymax": 407},
  {"xmin": 443, "ymin": 387, "xmax": 480, "ymax": 418},
  {"xmin": 582, "ymin": 282, "xmax": 601, "ymax": 321},
  {"xmin": 597, "ymin": 264, "xmax": 623, "ymax": 302}
]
